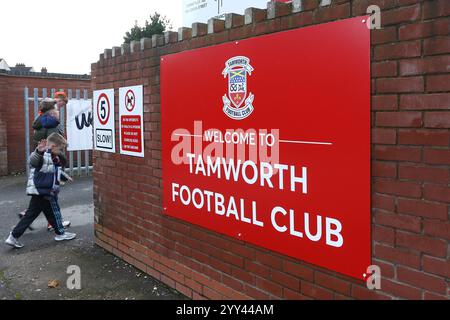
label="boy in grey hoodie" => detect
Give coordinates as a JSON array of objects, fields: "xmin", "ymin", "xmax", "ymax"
[{"xmin": 5, "ymin": 133, "xmax": 76, "ymax": 248}]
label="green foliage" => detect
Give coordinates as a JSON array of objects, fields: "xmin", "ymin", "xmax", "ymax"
[{"xmin": 123, "ymin": 12, "xmax": 171, "ymax": 44}]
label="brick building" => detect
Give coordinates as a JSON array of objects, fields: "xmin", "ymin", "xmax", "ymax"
[
  {"xmin": 0, "ymin": 60, "xmax": 91, "ymax": 174},
  {"xmin": 92, "ymin": 0, "xmax": 449, "ymax": 300}
]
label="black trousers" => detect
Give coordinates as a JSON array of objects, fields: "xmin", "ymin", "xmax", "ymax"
[{"xmin": 12, "ymin": 195, "xmax": 65, "ymax": 238}]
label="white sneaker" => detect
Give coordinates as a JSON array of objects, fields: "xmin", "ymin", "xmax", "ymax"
[
  {"xmin": 54, "ymin": 232, "xmax": 76, "ymax": 242},
  {"xmin": 47, "ymin": 220, "xmax": 71, "ymax": 232},
  {"xmin": 5, "ymin": 233, "xmax": 24, "ymax": 249}
]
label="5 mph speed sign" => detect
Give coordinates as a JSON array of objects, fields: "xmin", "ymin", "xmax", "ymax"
[{"xmin": 93, "ymin": 89, "xmax": 115, "ymax": 152}]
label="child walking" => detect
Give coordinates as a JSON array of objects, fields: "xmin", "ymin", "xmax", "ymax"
[
  {"xmin": 6, "ymin": 133, "xmax": 76, "ymax": 248},
  {"xmin": 19, "ymin": 98, "xmax": 71, "ymax": 231}
]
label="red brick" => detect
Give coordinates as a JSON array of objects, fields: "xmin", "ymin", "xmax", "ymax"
[
  {"xmin": 352, "ymin": 0, "xmax": 396, "ymax": 15},
  {"xmin": 424, "ymin": 292, "xmax": 449, "ymax": 300},
  {"xmin": 283, "ymin": 261, "xmax": 314, "ymax": 281},
  {"xmin": 423, "ymin": 0, "xmax": 450, "ymax": 19},
  {"xmin": 184, "ymin": 278, "xmax": 203, "ymax": 294},
  {"xmin": 424, "ymin": 37, "xmax": 450, "ymax": 55},
  {"xmin": 372, "ymin": 259, "xmax": 395, "ymax": 279},
  {"xmin": 423, "ymin": 148, "xmax": 450, "ymax": 165},
  {"xmin": 381, "ymin": 279, "xmax": 423, "ymax": 300},
  {"xmin": 244, "ymin": 260, "xmax": 270, "ymax": 278},
  {"xmin": 376, "ymin": 112, "xmax": 422, "ymax": 127},
  {"xmin": 313, "ymin": 3, "xmax": 350, "ymax": 23},
  {"xmin": 202, "ymin": 286, "xmax": 222, "ymax": 300},
  {"xmin": 255, "ymin": 251, "xmax": 282, "ymax": 270},
  {"xmin": 283, "ymin": 288, "xmax": 311, "ymax": 300},
  {"xmin": 397, "ymin": 266, "xmax": 447, "ymax": 294},
  {"xmin": 423, "ymin": 256, "xmax": 450, "ymax": 278},
  {"xmin": 372, "ymin": 61, "xmax": 397, "ymax": 78},
  {"xmin": 373, "ymin": 225, "xmax": 395, "ymax": 245},
  {"xmin": 372, "ymin": 128, "xmax": 397, "ymax": 145},
  {"xmin": 377, "ymin": 77, "xmax": 424, "ymax": 93},
  {"xmin": 424, "ymin": 111, "xmax": 450, "ymax": 129},
  {"xmin": 396, "ymin": 231, "xmax": 447, "ymax": 257},
  {"xmin": 374, "ymin": 146, "xmax": 422, "ymax": 162},
  {"xmin": 400, "ymin": 93, "xmax": 450, "ymax": 110},
  {"xmin": 175, "ymin": 282, "xmax": 193, "ymax": 298},
  {"xmin": 374, "ymin": 41, "xmax": 421, "ymax": 60},
  {"xmin": 255, "ymin": 277, "xmax": 283, "ymax": 298},
  {"xmin": 351, "ymin": 285, "xmax": 391, "ymax": 300},
  {"xmin": 423, "ymin": 220, "xmax": 450, "ymax": 240},
  {"xmin": 399, "ymin": 21, "xmax": 432, "ymax": 41},
  {"xmin": 222, "ymin": 274, "xmax": 243, "ymax": 292},
  {"xmin": 382, "ymin": 4, "xmax": 421, "ymax": 26},
  {"xmin": 374, "ymin": 211, "xmax": 422, "ymax": 233},
  {"xmin": 399, "ymin": 164, "xmax": 449, "ymax": 183},
  {"xmin": 400, "ymin": 56, "xmax": 450, "ymax": 76},
  {"xmin": 397, "ymin": 198, "xmax": 448, "ymax": 220},
  {"xmin": 280, "ymin": 11, "xmax": 313, "ymax": 29},
  {"xmin": 371, "ymin": 27, "xmax": 397, "ymax": 45},
  {"xmin": 271, "ymin": 270, "xmax": 300, "ymax": 291},
  {"xmin": 398, "ymin": 129, "xmax": 450, "ymax": 146},
  {"xmin": 374, "ymin": 244, "xmax": 421, "ymax": 269},
  {"xmin": 374, "ymin": 179, "xmax": 422, "ymax": 198},
  {"xmin": 427, "ymin": 74, "xmax": 450, "ymax": 92},
  {"xmin": 315, "ymin": 272, "xmax": 351, "ymax": 296},
  {"xmin": 301, "ymin": 281, "xmax": 334, "ymax": 300},
  {"xmin": 372, "ymin": 193, "xmax": 396, "ymax": 212},
  {"xmin": 424, "ymin": 184, "xmax": 450, "ymax": 203},
  {"xmin": 372, "ymin": 95, "xmax": 398, "ymax": 111},
  {"xmin": 372, "ymin": 161, "xmax": 397, "ymax": 178},
  {"xmin": 243, "ymin": 284, "xmax": 271, "ymax": 300}
]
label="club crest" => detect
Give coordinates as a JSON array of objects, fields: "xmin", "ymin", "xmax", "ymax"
[{"xmin": 222, "ymin": 56, "xmax": 255, "ymax": 120}]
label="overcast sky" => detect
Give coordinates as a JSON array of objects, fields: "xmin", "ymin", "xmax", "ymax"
[{"xmin": 0, "ymin": 0, "xmax": 183, "ymax": 74}]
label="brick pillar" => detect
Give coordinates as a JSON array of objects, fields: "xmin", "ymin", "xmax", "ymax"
[{"xmin": 0, "ymin": 117, "xmax": 7, "ymax": 176}]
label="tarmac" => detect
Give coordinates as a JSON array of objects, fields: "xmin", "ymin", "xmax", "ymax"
[{"xmin": 0, "ymin": 174, "xmax": 187, "ymax": 300}]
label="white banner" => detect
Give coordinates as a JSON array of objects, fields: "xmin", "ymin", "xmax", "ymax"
[
  {"xmin": 183, "ymin": 0, "xmax": 272, "ymax": 26},
  {"xmin": 66, "ymin": 99, "xmax": 93, "ymax": 151}
]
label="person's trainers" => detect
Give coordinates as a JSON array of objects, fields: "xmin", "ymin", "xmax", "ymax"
[
  {"xmin": 5, "ymin": 233, "xmax": 24, "ymax": 249},
  {"xmin": 54, "ymin": 232, "xmax": 76, "ymax": 242},
  {"xmin": 48, "ymin": 220, "xmax": 71, "ymax": 232}
]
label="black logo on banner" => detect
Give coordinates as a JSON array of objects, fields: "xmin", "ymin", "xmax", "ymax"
[{"xmin": 75, "ymin": 112, "xmax": 93, "ymax": 130}]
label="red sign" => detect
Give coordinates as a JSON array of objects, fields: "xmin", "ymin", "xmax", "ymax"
[
  {"xmin": 120, "ymin": 115, "xmax": 143, "ymax": 153},
  {"xmin": 161, "ymin": 17, "xmax": 371, "ymax": 280},
  {"xmin": 97, "ymin": 93, "xmax": 110, "ymax": 126}
]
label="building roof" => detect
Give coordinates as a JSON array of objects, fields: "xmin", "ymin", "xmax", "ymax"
[
  {"xmin": 0, "ymin": 58, "xmax": 11, "ymax": 71},
  {"xmin": 0, "ymin": 61, "xmax": 90, "ymax": 80},
  {"xmin": 10, "ymin": 63, "xmax": 34, "ymax": 73}
]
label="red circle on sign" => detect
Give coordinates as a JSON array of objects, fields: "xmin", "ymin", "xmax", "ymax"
[
  {"xmin": 125, "ymin": 90, "xmax": 136, "ymax": 112},
  {"xmin": 97, "ymin": 93, "xmax": 110, "ymax": 126}
]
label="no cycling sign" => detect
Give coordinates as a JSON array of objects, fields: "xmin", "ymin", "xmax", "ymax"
[{"xmin": 93, "ymin": 89, "xmax": 115, "ymax": 152}]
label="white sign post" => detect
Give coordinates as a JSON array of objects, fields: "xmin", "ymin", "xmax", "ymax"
[
  {"xmin": 182, "ymin": 0, "xmax": 273, "ymax": 26},
  {"xmin": 93, "ymin": 89, "xmax": 116, "ymax": 153},
  {"xmin": 66, "ymin": 99, "xmax": 93, "ymax": 151},
  {"xmin": 119, "ymin": 85, "xmax": 144, "ymax": 157}
]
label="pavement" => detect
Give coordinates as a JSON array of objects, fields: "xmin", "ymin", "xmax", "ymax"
[{"xmin": 0, "ymin": 174, "xmax": 187, "ymax": 300}]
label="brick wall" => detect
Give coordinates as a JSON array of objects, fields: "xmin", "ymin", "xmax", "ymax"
[
  {"xmin": 92, "ymin": 0, "xmax": 450, "ymax": 300},
  {"xmin": 0, "ymin": 117, "xmax": 7, "ymax": 176},
  {"xmin": 0, "ymin": 74, "xmax": 91, "ymax": 174}
]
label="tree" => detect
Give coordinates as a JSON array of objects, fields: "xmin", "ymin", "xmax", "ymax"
[{"xmin": 123, "ymin": 12, "xmax": 171, "ymax": 44}]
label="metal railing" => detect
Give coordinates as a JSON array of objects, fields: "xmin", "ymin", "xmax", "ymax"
[{"xmin": 24, "ymin": 87, "xmax": 93, "ymax": 178}]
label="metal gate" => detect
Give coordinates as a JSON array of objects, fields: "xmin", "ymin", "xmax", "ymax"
[{"xmin": 24, "ymin": 87, "xmax": 93, "ymax": 178}]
